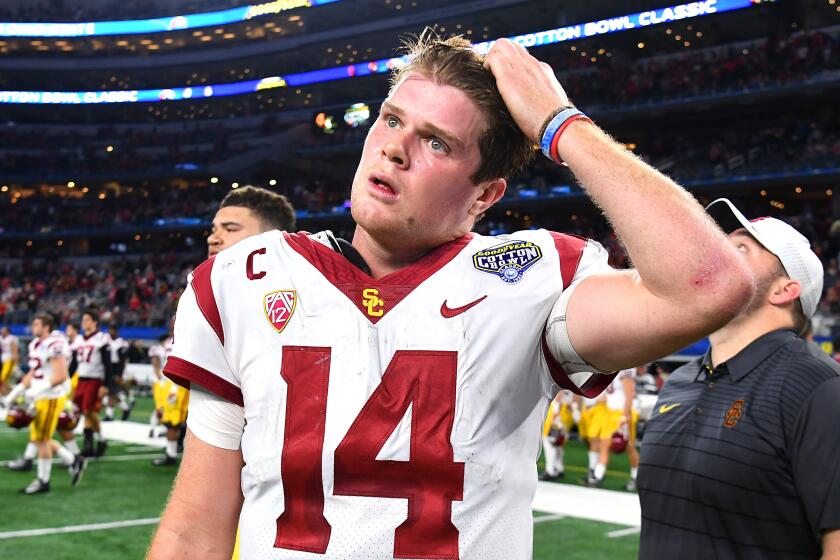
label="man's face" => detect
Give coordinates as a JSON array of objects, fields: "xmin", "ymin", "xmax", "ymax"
[
  {"xmin": 1, "ymin": 327, "xmax": 8, "ymax": 337},
  {"xmin": 207, "ymin": 206, "xmax": 267, "ymax": 257},
  {"xmin": 350, "ymin": 73, "xmax": 505, "ymax": 253},
  {"xmin": 729, "ymin": 230, "xmax": 787, "ymax": 316},
  {"xmin": 31, "ymin": 319, "xmax": 45, "ymax": 338},
  {"xmin": 66, "ymin": 325, "xmax": 78, "ymax": 339},
  {"xmin": 81, "ymin": 314, "xmax": 96, "ymax": 334}
]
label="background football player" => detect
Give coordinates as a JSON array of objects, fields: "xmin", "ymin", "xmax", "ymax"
[
  {"xmin": 2, "ymin": 312, "xmax": 84, "ymax": 493},
  {"xmin": 582, "ymin": 368, "xmax": 640, "ymax": 490},
  {"xmin": 71, "ymin": 308, "xmax": 113, "ymax": 457},
  {"xmin": 0, "ymin": 325, "xmax": 20, "ymax": 397}
]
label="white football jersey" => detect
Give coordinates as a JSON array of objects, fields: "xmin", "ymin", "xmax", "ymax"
[
  {"xmin": 149, "ymin": 338, "xmax": 173, "ymax": 374},
  {"xmin": 72, "ymin": 331, "xmax": 112, "ymax": 380},
  {"xmin": 166, "ymin": 230, "xmax": 615, "ymax": 560},
  {"xmin": 1, "ymin": 334, "xmax": 18, "ymax": 362},
  {"xmin": 28, "ymin": 330, "xmax": 71, "ymax": 400},
  {"xmin": 110, "ymin": 336, "xmax": 129, "ymax": 364},
  {"xmin": 604, "ymin": 369, "xmax": 635, "ymax": 411}
]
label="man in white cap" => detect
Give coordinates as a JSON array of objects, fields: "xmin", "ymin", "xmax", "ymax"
[{"xmin": 638, "ymin": 198, "xmax": 840, "ymax": 559}]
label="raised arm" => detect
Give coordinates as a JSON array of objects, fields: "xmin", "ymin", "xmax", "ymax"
[
  {"xmin": 148, "ymin": 431, "xmax": 243, "ymax": 559},
  {"xmin": 485, "ymin": 39, "xmax": 753, "ymax": 371}
]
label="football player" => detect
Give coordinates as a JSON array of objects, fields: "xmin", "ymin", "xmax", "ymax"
[
  {"xmin": 106, "ymin": 325, "xmax": 133, "ymax": 421},
  {"xmin": 2, "ymin": 313, "xmax": 84, "ymax": 493},
  {"xmin": 72, "ymin": 308, "xmax": 113, "ymax": 457},
  {"xmin": 0, "ymin": 325, "xmax": 19, "ymax": 397},
  {"xmin": 149, "ymin": 185, "xmax": 296, "ymax": 469},
  {"xmin": 148, "ymin": 333, "xmax": 171, "ymax": 439},
  {"xmin": 582, "ymin": 369, "xmax": 640, "ymax": 490},
  {"xmin": 540, "ymin": 390, "xmax": 573, "ymax": 481},
  {"xmin": 150, "ymin": 330, "xmax": 189, "ymax": 466},
  {"xmin": 149, "ymin": 33, "xmax": 753, "ymax": 558}
]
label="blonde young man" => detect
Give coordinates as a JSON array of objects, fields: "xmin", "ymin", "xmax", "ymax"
[
  {"xmin": 2, "ymin": 313, "xmax": 84, "ymax": 493},
  {"xmin": 0, "ymin": 325, "xmax": 19, "ymax": 396},
  {"xmin": 150, "ymin": 34, "xmax": 752, "ymax": 559}
]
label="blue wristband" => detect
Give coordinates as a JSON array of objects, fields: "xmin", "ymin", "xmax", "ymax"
[{"xmin": 540, "ymin": 107, "xmax": 584, "ymax": 159}]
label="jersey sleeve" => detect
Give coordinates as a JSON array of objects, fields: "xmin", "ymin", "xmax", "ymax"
[
  {"xmin": 789, "ymin": 376, "xmax": 840, "ymax": 532},
  {"xmin": 45, "ymin": 337, "xmax": 68, "ymax": 361},
  {"xmin": 187, "ymin": 385, "xmax": 246, "ymax": 450},
  {"xmin": 164, "ymin": 262, "xmax": 243, "ymax": 406},
  {"xmin": 542, "ymin": 233, "xmax": 617, "ymax": 397}
]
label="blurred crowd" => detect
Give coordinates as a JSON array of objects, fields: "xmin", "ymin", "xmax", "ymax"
[
  {"xmin": 3, "ymin": 203, "xmax": 840, "ymax": 332},
  {"xmin": 0, "ymin": 254, "xmax": 195, "ymax": 327}
]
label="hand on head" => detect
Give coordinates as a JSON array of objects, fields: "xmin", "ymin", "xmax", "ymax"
[{"xmin": 483, "ymin": 38, "xmax": 571, "ymax": 142}]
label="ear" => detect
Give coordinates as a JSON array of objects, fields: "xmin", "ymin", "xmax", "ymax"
[
  {"xmin": 768, "ymin": 277, "xmax": 802, "ymax": 307},
  {"xmin": 469, "ymin": 178, "xmax": 506, "ymax": 217}
]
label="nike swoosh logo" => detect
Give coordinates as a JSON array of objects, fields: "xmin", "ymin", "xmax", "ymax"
[
  {"xmin": 659, "ymin": 404, "xmax": 681, "ymax": 414},
  {"xmin": 440, "ymin": 295, "xmax": 487, "ymax": 318}
]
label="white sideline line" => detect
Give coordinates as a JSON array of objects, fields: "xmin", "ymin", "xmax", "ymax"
[
  {"xmin": 0, "ymin": 518, "xmax": 160, "ymax": 539},
  {"xmin": 0, "ymin": 513, "xmax": 568, "ymax": 540},
  {"xmin": 607, "ymin": 526, "xmax": 641, "ymax": 538},
  {"xmin": 534, "ymin": 513, "xmax": 566, "ymax": 524},
  {"xmin": 0, "ymin": 453, "xmax": 163, "ymax": 467}
]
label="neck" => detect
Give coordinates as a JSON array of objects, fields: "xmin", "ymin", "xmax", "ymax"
[
  {"xmin": 351, "ymin": 226, "xmax": 433, "ymax": 279},
  {"xmin": 709, "ymin": 309, "xmax": 793, "ymax": 367}
]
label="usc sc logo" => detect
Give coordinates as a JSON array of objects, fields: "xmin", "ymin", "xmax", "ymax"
[
  {"xmin": 724, "ymin": 399, "xmax": 745, "ymax": 428},
  {"xmin": 362, "ymin": 288, "xmax": 384, "ymax": 317}
]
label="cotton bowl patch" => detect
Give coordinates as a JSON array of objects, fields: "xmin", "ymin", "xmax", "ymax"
[
  {"xmin": 264, "ymin": 289, "xmax": 297, "ymax": 333},
  {"xmin": 472, "ymin": 240, "xmax": 543, "ymax": 283}
]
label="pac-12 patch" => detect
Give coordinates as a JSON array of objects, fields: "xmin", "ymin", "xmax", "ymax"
[
  {"xmin": 472, "ymin": 240, "xmax": 543, "ymax": 283},
  {"xmin": 264, "ymin": 289, "xmax": 297, "ymax": 334}
]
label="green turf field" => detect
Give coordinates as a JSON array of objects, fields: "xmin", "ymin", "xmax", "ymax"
[{"xmin": 1, "ymin": 396, "xmax": 640, "ymax": 559}]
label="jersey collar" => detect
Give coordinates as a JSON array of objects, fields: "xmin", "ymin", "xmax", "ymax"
[{"xmin": 699, "ymin": 329, "xmax": 798, "ymax": 382}]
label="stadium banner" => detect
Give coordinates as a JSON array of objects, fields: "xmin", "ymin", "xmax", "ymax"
[
  {"xmin": 0, "ymin": 0, "xmax": 340, "ymax": 37},
  {"xmin": 0, "ymin": 0, "xmax": 760, "ymax": 104}
]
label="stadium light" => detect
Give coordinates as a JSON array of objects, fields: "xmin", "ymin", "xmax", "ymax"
[
  {"xmin": 0, "ymin": 0, "xmax": 342, "ymax": 38},
  {"xmin": 0, "ymin": 0, "xmax": 761, "ymax": 105}
]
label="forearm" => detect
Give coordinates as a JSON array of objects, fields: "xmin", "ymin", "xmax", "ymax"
[
  {"xmin": 557, "ymin": 120, "xmax": 751, "ymax": 305},
  {"xmin": 150, "ymin": 497, "xmax": 239, "ymax": 559}
]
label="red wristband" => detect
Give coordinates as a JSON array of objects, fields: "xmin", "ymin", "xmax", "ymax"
[{"xmin": 549, "ymin": 114, "xmax": 592, "ymax": 165}]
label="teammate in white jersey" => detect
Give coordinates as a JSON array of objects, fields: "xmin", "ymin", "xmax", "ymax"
[
  {"xmin": 150, "ymin": 33, "xmax": 753, "ymax": 559},
  {"xmin": 2, "ymin": 313, "xmax": 85, "ymax": 493},
  {"xmin": 0, "ymin": 325, "xmax": 20, "ymax": 396},
  {"xmin": 72, "ymin": 309, "xmax": 113, "ymax": 457},
  {"xmin": 106, "ymin": 325, "xmax": 133, "ymax": 420}
]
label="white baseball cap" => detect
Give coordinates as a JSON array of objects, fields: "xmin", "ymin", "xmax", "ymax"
[{"xmin": 706, "ymin": 198, "xmax": 824, "ymax": 319}]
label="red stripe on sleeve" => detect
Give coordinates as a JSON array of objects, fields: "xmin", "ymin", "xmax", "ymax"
[
  {"xmin": 191, "ymin": 256, "xmax": 225, "ymax": 346},
  {"xmin": 549, "ymin": 232, "xmax": 587, "ymax": 290},
  {"xmin": 540, "ymin": 332, "xmax": 616, "ymax": 398},
  {"xmin": 164, "ymin": 356, "xmax": 244, "ymax": 406}
]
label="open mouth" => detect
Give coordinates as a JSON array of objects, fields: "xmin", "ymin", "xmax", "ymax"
[{"xmin": 370, "ymin": 176, "xmax": 397, "ymax": 197}]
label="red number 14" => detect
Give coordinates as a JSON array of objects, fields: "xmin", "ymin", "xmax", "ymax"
[{"xmin": 276, "ymin": 346, "xmax": 464, "ymax": 559}]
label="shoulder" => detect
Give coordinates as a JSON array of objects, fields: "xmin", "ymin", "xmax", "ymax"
[{"xmin": 776, "ymin": 338, "xmax": 840, "ymax": 393}]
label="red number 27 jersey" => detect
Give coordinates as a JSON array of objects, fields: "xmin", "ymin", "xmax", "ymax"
[{"xmin": 165, "ymin": 229, "xmax": 614, "ymax": 560}]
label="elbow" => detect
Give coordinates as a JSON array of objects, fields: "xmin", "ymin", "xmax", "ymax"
[{"xmin": 694, "ymin": 252, "xmax": 755, "ymax": 324}]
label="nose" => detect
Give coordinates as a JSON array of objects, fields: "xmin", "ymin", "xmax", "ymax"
[
  {"xmin": 382, "ymin": 138, "xmax": 408, "ymax": 169},
  {"xmin": 207, "ymin": 231, "xmax": 221, "ymax": 250}
]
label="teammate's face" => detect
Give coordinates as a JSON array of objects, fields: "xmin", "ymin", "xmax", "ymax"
[
  {"xmin": 207, "ymin": 206, "xmax": 267, "ymax": 257},
  {"xmin": 31, "ymin": 319, "xmax": 45, "ymax": 338},
  {"xmin": 81, "ymin": 314, "xmax": 96, "ymax": 334},
  {"xmin": 350, "ymin": 73, "xmax": 505, "ymax": 255}
]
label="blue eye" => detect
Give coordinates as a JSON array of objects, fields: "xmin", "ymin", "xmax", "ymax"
[
  {"xmin": 385, "ymin": 116, "xmax": 398, "ymax": 128},
  {"xmin": 429, "ymin": 138, "xmax": 446, "ymax": 152}
]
